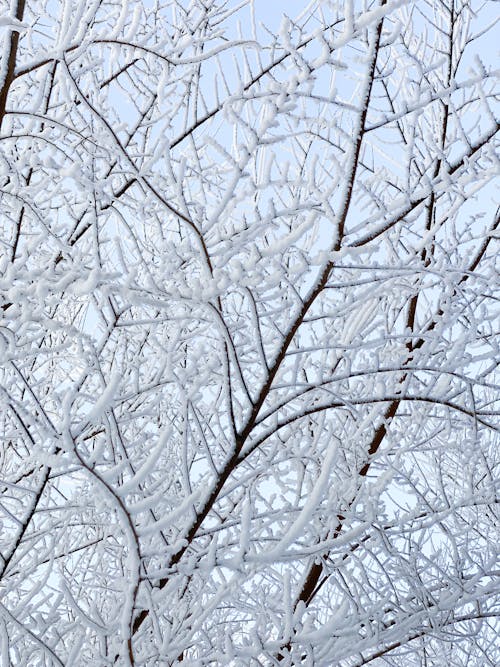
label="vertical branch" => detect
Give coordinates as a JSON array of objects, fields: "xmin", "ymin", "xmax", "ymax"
[{"xmin": 0, "ymin": 0, "xmax": 26, "ymax": 130}]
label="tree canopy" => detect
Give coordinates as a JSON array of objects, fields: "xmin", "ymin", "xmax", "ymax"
[{"xmin": 0, "ymin": 0, "xmax": 498, "ymax": 665}]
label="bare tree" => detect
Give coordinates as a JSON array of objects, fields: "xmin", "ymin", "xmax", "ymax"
[{"xmin": 0, "ymin": 0, "xmax": 498, "ymax": 665}]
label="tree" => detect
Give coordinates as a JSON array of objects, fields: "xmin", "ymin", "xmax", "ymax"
[{"xmin": 0, "ymin": 0, "xmax": 498, "ymax": 664}]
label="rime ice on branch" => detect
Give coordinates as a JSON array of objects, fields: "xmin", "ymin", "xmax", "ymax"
[{"xmin": 0, "ymin": 1, "xmax": 498, "ymax": 665}]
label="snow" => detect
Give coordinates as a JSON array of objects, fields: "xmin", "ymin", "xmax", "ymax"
[
  {"xmin": 1, "ymin": 0, "xmax": 498, "ymax": 664},
  {"xmin": 85, "ymin": 372, "xmax": 120, "ymax": 423}
]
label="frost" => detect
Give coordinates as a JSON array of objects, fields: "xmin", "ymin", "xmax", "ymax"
[
  {"xmin": 137, "ymin": 489, "xmax": 202, "ymax": 537},
  {"xmin": 0, "ymin": 0, "xmax": 498, "ymax": 664},
  {"xmin": 0, "ymin": 15, "xmax": 28, "ymax": 30},
  {"xmin": 118, "ymin": 427, "xmax": 172, "ymax": 496},
  {"xmin": 85, "ymin": 373, "xmax": 120, "ymax": 423}
]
